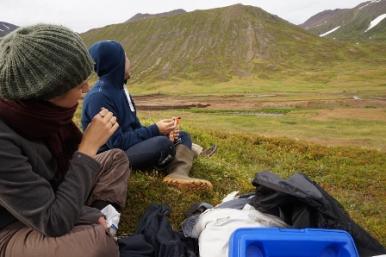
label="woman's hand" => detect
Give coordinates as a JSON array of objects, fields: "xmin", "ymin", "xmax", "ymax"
[
  {"xmin": 156, "ymin": 119, "xmax": 176, "ymax": 135},
  {"xmin": 79, "ymin": 108, "xmax": 119, "ymax": 156}
]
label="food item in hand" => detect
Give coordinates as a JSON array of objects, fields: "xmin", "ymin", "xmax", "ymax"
[
  {"xmin": 174, "ymin": 116, "xmax": 181, "ymax": 127},
  {"xmin": 170, "ymin": 117, "xmax": 181, "ymax": 142}
]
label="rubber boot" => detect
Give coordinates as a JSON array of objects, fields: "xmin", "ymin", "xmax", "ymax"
[{"xmin": 163, "ymin": 144, "xmax": 213, "ymax": 190}]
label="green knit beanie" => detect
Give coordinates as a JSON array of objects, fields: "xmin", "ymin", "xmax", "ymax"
[{"xmin": 0, "ymin": 24, "xmax": 94, "ymax": 100}]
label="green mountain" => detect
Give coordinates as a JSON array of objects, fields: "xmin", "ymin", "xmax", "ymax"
[
  {"xmin": 301, "ymin": 0, "xmax": 386, "ymax": 41},
  {"xmin": 81, "ymin": 4, "xmax": 367, "ymax": 83},
  {"xmin": 126, "ymin": 9, "xmax": 186, "ymax": 23}
]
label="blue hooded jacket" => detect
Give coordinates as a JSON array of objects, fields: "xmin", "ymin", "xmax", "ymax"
[{"xmin": 81, "ymin": 41, "xmax": 159, "ymax": 152}]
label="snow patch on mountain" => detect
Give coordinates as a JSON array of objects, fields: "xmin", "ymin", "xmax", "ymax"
[
  {"xmin": 365, "ymin": 13, "xmax": 386, "ymax": 32},
  {"xmin": 320, "ymin": 26, "xmax": 341, "ymax": 37}
]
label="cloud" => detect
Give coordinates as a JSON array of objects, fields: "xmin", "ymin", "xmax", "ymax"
[{"xmin": 1, "ymin": 0, "xmax": 367, "ymax": 32}]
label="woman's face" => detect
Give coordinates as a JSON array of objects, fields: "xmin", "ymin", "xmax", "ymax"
[
  {"xmin": 48, "ymin": 80, "xmax": 89, "ymax": 108},
  {"xmin": 124, "ymin": 55, "xmax": 131, "ymax": 80}
]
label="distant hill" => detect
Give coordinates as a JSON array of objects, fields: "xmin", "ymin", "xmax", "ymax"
[
  {"xmin": 0, "ymin": 22, "xmax": 18, "ymax": 37},
  {"xmin": 301, "ymin": 0, "xmax": 386, "ymax": 41},
  {"xmin": 126, "ymin": 9, "xmax": 186, "ymax": 23},
  {"xmin": 82, "ymin": 4, "xmax": 364, "ymax": 83}
]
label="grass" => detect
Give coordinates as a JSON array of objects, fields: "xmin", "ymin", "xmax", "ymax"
[
  {"xmin": 123, "ymin": 47, "xmax": 386, "ymax": 97},
  {"xmin": 119, "ymin": 127, "xmax": 386, "ymax": 245},
  {"xmin": 189, "ymin": 108, "xmax": 294, "ymax": 115},
  {"xmin": 137, "ymin": 107, "xmax": 386, "ymax": 151},
  {"xmin": 74, "ymin": 106, "xmax": 386, "ymax": 246}
]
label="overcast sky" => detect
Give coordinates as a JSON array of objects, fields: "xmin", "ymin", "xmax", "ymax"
[{"xmin": 1, "ymin": 0, "xmax": 367, "ymax": 32}]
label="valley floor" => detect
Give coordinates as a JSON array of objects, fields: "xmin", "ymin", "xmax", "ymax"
[{"xmin": 134, "ymin": 94, "xmax": 386, "ymax": 151}]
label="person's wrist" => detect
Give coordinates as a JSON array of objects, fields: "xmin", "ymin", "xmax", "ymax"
[{"xmin": 78, "ymin": 143, "xmax": 98, "ymax": 157}]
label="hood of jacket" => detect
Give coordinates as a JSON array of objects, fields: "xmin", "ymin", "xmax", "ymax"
[{"xmin": 89, "ymin": 40, "xmax": 126, "ymax": 88}]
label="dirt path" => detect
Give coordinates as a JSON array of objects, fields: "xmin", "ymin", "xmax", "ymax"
[
  {"xmin": 133, "ymin": 94, "xmax": 386, "ymax": 110},
  {"xmin": 312, "ymin": 108, "xmax": 386, "ymax": 122}
]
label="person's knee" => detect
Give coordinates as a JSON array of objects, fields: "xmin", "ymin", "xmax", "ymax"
[
  {"xmin": 12, "ymin": 225, "xmax": 120, "ymax": 257},
  {"xmin": 109, "ymin": 148, "xmax": 129, "ymax": 162},
  {"xmin": 178, "ymin": 131, "xmax": 192, "ymax": 149},
  {"xmin": 96, "ymin": 149, "xmax": 130, "ymax": 167},
  {"xmin": 107, "ymin": 149, "xmax": 131, "ymax": 171},
  {"xmin": 153, "ymin": 136, "xmax": 174, "ymax": 153},
  {"xmin": 179, "ymin": 131, "xmax": 191, "ymax": 140},
  {"xmin": 150, "ymin": 136, "xmax": 175, "ymax": 168}
]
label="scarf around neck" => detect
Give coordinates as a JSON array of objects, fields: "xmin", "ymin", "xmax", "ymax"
[{"xmin": 0, "ymin": 99, "xmax": 82, "ymax": 186}]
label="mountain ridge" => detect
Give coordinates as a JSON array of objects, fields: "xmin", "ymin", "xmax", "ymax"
[
  {"xmin": 0, "ymin": 22, "xmax": 18, "ymax": 37},
  {"xmin": 126, "ymin": 9, "xmax": 187, "ymax": 23},
  {"xmin": 81, "ymin": 4, "xmax": 368, "ymax": 83},
  {"xmin": 301, "ymin": 0, "xmax": 386, "ymax": 40}
]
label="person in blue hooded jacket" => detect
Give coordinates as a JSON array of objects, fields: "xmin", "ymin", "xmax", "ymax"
[{"xmin": 81, "ymin": 40, "xmax": 213, "ymax": 190}]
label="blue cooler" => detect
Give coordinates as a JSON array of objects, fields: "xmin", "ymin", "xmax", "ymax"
[{"xmin": 229, "ymin": 228, "xmax": 359, "ymax": 257}]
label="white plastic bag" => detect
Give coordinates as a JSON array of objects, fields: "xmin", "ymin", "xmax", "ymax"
[{"xmin": 101, "ymin": 204, "xmax": 121, "ymax": 236}]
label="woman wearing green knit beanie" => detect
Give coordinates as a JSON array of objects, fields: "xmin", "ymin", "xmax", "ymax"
[{"xmin": 0, "ymin": 24, "xmax": 130, "ymax": 257}]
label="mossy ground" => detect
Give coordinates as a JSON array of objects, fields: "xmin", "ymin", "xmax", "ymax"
[{"xmin": 74, "ymin": 107, "xmax": 386, "ymax": 245}]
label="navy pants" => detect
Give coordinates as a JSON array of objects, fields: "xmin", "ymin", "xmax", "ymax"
[{"xmin": 125, "ymin": 131, "xmax": 192, "ymax": 170}]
